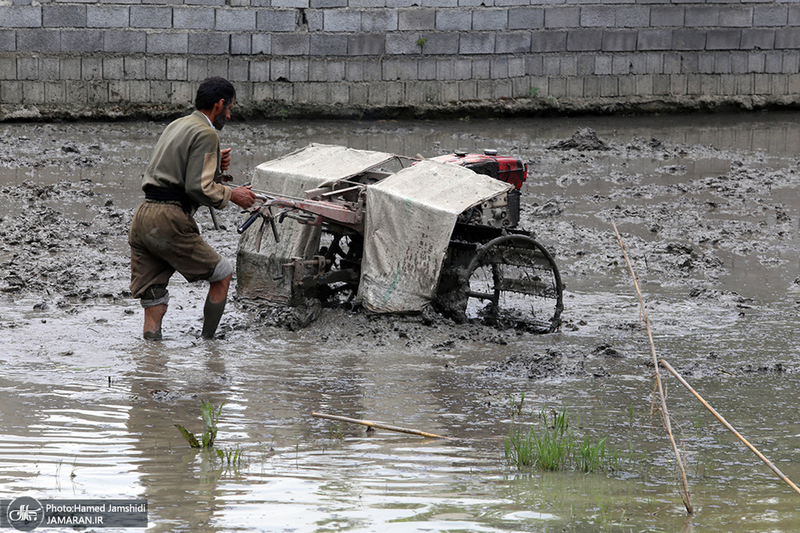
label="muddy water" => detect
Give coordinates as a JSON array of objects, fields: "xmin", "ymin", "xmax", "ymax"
[{"xmin": 2, "ymin": 112, "xmax": 800, "ymax": 532}]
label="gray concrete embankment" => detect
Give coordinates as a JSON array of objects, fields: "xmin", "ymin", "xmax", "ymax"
[{"xmin": 1, "ymin": 1, "xmax": 799, "ymax": 121}]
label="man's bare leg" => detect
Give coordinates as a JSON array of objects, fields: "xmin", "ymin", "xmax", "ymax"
[
  {"xmin": 202, "ymin": 274, "xmax": 231, "ymax": 339},
  {"xmin": 143, "ymin": 304, "xmax": 168, "ymax": 340}
]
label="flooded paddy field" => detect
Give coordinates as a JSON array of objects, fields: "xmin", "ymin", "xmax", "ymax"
[{"xmin": 2, "ymin": 111, "xmax": 800, "ymax": 532}]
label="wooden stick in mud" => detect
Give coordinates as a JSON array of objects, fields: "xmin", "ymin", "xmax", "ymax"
[
  {"xmin": 611, "ymin": 220, "xmax": 694, "ymax": 515},
  {"xmin": 312, "ymin": 412, "xmax": 454, "ymax": 440},
  {"xmin": 658, "ymin": 359, "xmax": 800, "ymax": 497}
]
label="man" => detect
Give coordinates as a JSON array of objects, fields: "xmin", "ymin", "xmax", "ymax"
[{"xmin": 129, "ymin": 77, "xmax": 257, "ymax": 340}]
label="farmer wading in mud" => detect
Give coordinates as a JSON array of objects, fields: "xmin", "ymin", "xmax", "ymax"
[{"xmin": 128, "ymin": 77, "xmax": 257, "ymax": 340}]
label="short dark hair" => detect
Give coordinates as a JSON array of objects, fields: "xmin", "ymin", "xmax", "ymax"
[{"xmin": 195, "ymin": 77, "xmax": 236, "ymax": 111}]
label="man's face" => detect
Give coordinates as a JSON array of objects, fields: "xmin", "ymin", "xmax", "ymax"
[{"xmin": 212, "ymin": 98, "xmax": 235, "ymax": 131}]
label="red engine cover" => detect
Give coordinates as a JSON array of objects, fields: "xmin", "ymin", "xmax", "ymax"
[{"xmin": 431, "ymin": 152, "xmax": 527, "ymax": 190}]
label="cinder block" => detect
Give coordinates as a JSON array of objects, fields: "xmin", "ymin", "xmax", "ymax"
[
  {"xmin": 646, "ymin": 52, "xmax": 663, "ymax": 74},
  {"xmin": 305, "ymin": 10, "xmax": 324, "ymax": 31},
  {"xmin": 250, "ymin": 60, "xmax": 270, "ymax": 82},
  {"xmin": 273, "ymin": 83, "xmax": 293, "ymax": 104},
  {"xmin": 0, "ymin": 30, "xmax": 14, "ymax": 52},
  {"xmin": 128, "ymin": 80, "xmax": 150, "ymax": 103},
  {"xmin": 385, "ymin": 33, "xmax": 417, "ymax": 54},
  {"xmin": 435, "ymin": 9, "xmax": 471, "ymax": 31},
  {"xmin": 0, "ymin": 58, "xmax": 17, "ymax": 80},
  {"xmin": 638, "ymin": 29, "xmax": 672, "ymax": 51},
  {"xmin": 367, "ymin": 82, "xmax": 388, "ymax": 105},
  {"xmin": 399, "ymin": 9, "xmax": 435, "ymax": 30},
  {"xmin": 525, "ymin": 55, "xmax": 542, "ymax": 76},
  {"xmin": 310, "ymin": 0, "xmax": 347, "ymax": 8},
  {"xmin": 87, "ymin": 6, "xmax": 129, "ymax": 28},
  {"xmin": 698, "ymin": 52, "xmax": 715, "ymax": 74},
  {"xmin": 618, "ymin": 75, "xmax": 635, "ymax": 96},
  {"xmin": 583, "ymin": 76, "xmax": 600, "ymax": 97},
  {"xmin": 231, "ymin": 33, "xmax": 251, "ymax": 55},
  {"xmin": 170, "ymin": 81, "xmax": 194, "ymax": 105},
  {"xmin": 345, "ymin": 61, "xmax": 363, "ymax": 81},
  {"xmin": 82, "ymin": 57, "xmax": 102, "ymax": 81},
  {"xmin": 329, "ymin": 83, "xmax": 348, "ymax": 104},
  {"xmin": 790, "ymin": 6, "xmax": 800, "ymax": 26},
  {"xmin": 652, "ymin": 74, "xmax": 669, "ymax": 95},
  {"xmin": 548, "ymin": 77, "xmax": 567, "ymax": 98},
  {"xmin": 602, "ymin": 31, "xmax": 636, "ymax": 52},
  {"xmin": 424, "ymin": 33, "xmax": 460, "ymax": 54},
  {"xmin": 735, "ymin": 73, "xmax": 753, "ymax": 95},
  {"xmin": 44, "ymin": 81, "xmax": 64, "ymax": 103},
  {"xmin": 455, "ymin": 58, "xmax": 472, "ymax": 78},
  {"xmin": 310, "ymin": 34, "xmax": 347, "ymax": 55},
  {"xmin": 460, "ymin": 32, "xmax": 494, "ymax": 54},
  {"xmin": 350, "ymin": 0, "xmax": 386, "ymax": 7},
  {"xmin": 147, "ymin": 33, "xmax": 189, "ymax": 54},
  {"xmin": 436, "ymin": 58, "xmax": 455, "ymax": 80},
  {"xmin": 496, "ymin": 32, "xmax": 530, "ymax": 54},
  {"xmin": 273, "ymin": 0, "xmax": 309, "ymax": 9},
  {"xmin": 748, "ymin": 51, "xmax": 765, "ymax": 73},
  {"xmin": 324, "ymin": 9, "xmax": 361, "ymax": 32},
  {"xmin": 595, "ymin": 54, "xmax": 611, "ymax": 75},
  {"xmin": 174, "ymin": 7, "xmax": 214, "ymax": 29},
  {"xmin": 543, "ymin": 56, "xmax": 559, "ymax": 76},
  {"xmin": 61, "ymin": 30, "xmax": 102, "ymax": 53},
  {"xmin": 714, "ymin": 52, "xmax": 731, "ymax": 74},
  {"xmin": 616, "ymin": 6, "xmax": 648, "ymax": 28},
  {"xmin": 270, "ymin": 59, "xmax": 290, "ymax": 81},
  {"xmin": 40, "ymin": 57, "xmax": 59, "ymax": 79},
  {"xmin": 123, "ymin": 57, "xmax": 145, "ymax": 80},
  {"xmin": 672, "ymin": 30, "xmax": 705, "ymax": 51},
  {"xmin": 782, "ymin": 51, "xmax": 799, "ymax": 74},
  {"xmin": 741, "ymin": 29, "xmax": 775, "ymax": 50},
  {"xmin": 719, "ymin": 6, "xmax": 752, "ymax": 28},
  {"xmin": 753, "ymin": 73, "xmax": 769, "ymax": 94},
  {"xmin": 490, "ymin": 56, "xmax": 508, "ymax": 78},
  {"xmin": 508, "ymin": 7, "xmax": 543, "ymax": 30},
  {"xmin": 208, "ymin": 58, "xmax": 229, "ymax": 78},
  {"xmin": 765, "ymin": 51, "xmax": 782, "ymax": 73},
  {"xmin": 458, "ymin": 79, "xmax": 477, "ymax": 101},
  {"xmin": 256, "ymin": 9, "xmax": 298, "ymax": 31},
  {"xmin": 730, "ymin": 51, "xmax": 747, "ymax": 74},
  {"xmin": 383, "ymin": 58, "xmax": 417, "ymax": 80},
  {"xmin": 307, "ymin": 59, "xmax": 325, "ymax": 81},
  {"xmin": 788, "ymin": 73, "xmax": 800, "ymax": 95},
  {"xmin": 775, "ymin": 28, "xmax": 800, "ymax": 49},
  {"xmin": 580, "ymin": 6, "xmax": 614, "ymax": 28},
  {"xmin": 216, "ymin": 9, "xmax": 257, "ymax": 31},
  {"xmin": 493, "ymin": 79, "xmax": 512, "ymax": 99},
  {"xmin": 229, "ymin": 58, "xmax": 249, "ymax": 81},
  {"xmin": 348, "ymin": 34, "xmax": 385, "ymax": 55},
  {"xmin": 650, "ymin": 6, "xmax": 683, "ymax": 28},
  {"xmin": 364, "ymin": 60, "xmax": 382, "ymax": 81},
  {"xmin": 770, "ymin": 73, "xmax": 787, "ymax": 95},
  {"xmin": 108, "ymin": 80, "xmax": 128, "ymax": 103},
  {"xmin": 288, "ymin": 58, "xmax": 308, "ymax": 81},
  {"xmin": 166, "ymin": 57, "xmax": 187, "ymax": 80},
  {"xmin": 511, "ymin": 76, "xmax": 531, "ymax": 99},
  {"xmin": 272, "ymin": 34, "xmax": 310, "ymax": 55},
  {"xmin": 530, "ymin": 30, "xmax": 566, "ymax": 52},
  {"xmin": 754, "ymin": 5, "xmax": 787, "ymax": 27},
  {"xmin": 130, "ymin": 7, "xmax": 172, "ymax": 29},
  {"xmin": 681, "ymin": 52, "xmax": 698, "ymax": 73},
  {"xmin": 628, "ymin": 54, "xmax": 647, "ymax": 74},
  {"xmin": 387, "ymin": 0, "xmax": 417, "ymax": 7},
  {"xmin": 43, "ymin": 5, "xmax": 86, "ymax": 28},
  {"xmin": 362, "ymin": 10, "xmax": 398, "ymax": 32},
  {"xmin": 544, "ymin": 7, "xmax": 579, "ymax": 29},
  {"xmin": 149, "ymin": 81, "xmax": 171, "ymax": 104},
  {"xmin": 22, "ymin": 81, "xmax": 44, "ymax": 103},
  {"xmin": 529, "ymin": 76, "xmax": 547, "ymax": 97},
  {"xmin": 145, "ymin": 57, "xmax": 166, "ymax": 80},
  {"xmin": 706, "ymin": 29, "xmax": 741, "ymax": 50},
  {"xmin": 561, "ymin": 55, "xmax": 577, "ymax": 76},
  {"xmin": 0, "ymin": 81, "xmax": 22, "ymax": 104},
  {"xmin": 17, "ymin": 29, "xmax": 60, "ymax": 53},
  {"xmin": 103, "ymin": 57, "xmax": 124, "ymax": 79},
  {"xmin": 686, "ymin": 74, "xmax": 702, "ymax": 95},
  {"xmin": 669, "ymin": 74, "xmax": 687, "ymax": 96},
  {"xmin": 565, "ymin": 76, "xmax": 581, "ymax": 98},
  {"xmin": 685, "ymin": 6, "xmax": 719, "ymax": 28},
  {"xmin": 567, "ymin": 30, "xmax": 602, "ymax": 52},
  {"xmin": 2, "ymin": 6, "xmax": 42, "ymax": 28},
  {"xmin": 189, "ymin": 33, "xmax": 230, "ymax": 55},
  {"xmin": 472, "ymin": 57, "xmax": 490, "ymax": 79},
  {"xmin": 472, "ymin": 8, "xmax": 507, "ymax": 31},
  {"xmin": 105, "ymin": 30, "xmax": 146, "ymax": 53},
  {"xmin": 423, "ymin": 0, "xmax": 458, "ymax": 7},
  {"xmin": 252, "ymin": 34, "xmax": 271, "ymax": 55},
  {"xmin": 418, "ymin": 58, "xmax": 437, "ymax": 80},
  {"xmin": 634, "ymin": 75, "xmax": 653, "ymax": 96},
  {"xmin": 476, "ymin": 79, "xmax": 493, "ymax": 100},
  {"xmin": 612, "ymin": 55, "xmax": 631, "ymax": 75}
]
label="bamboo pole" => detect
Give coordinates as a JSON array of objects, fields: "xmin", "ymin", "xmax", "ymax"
[
  {"xmin": 658, "ymin": 359, "xmax": 800, "ymax": 497},
  {"xmin": 312, "ymin": 412, "xmax": 454, "ymax": 440},
  {"xmin": 611, "ymin": 221, "xmax": 694, "ymax": 515}
]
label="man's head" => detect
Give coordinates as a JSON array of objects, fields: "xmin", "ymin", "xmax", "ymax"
[{"xmin": 195, "ymin": 77, "xmax": 236, "ymax": 130}]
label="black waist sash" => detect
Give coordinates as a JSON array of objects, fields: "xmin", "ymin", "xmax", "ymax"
[{"xmin": 144, "ymin": 186, "xmax": 194, "ymax": 212}]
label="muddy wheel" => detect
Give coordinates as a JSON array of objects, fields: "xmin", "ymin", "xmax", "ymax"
[
  {"xmin": 464, "ymin": 234, "xmax": 563, "ymax": 333},
  {"xmin": 317, "ymin": 232, "xmax": 363, "ymax": 306}
]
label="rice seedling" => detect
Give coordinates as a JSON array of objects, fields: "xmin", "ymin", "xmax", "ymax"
[
  {"xmin": 175, "ymin": 400, "xmax": 225, "ymax": 448},
  {"xmin": 216, "ymin": 446, "xmax": 246, "ymax": 469}
]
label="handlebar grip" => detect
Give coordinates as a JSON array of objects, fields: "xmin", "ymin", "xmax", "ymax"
[{"xmin": 237, "ymin": 210, "xmax": 261, "ymax": 234}]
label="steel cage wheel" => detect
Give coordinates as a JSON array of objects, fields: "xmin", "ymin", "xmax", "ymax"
[{"xmin": 464, "ymin": 234, "xmax": 563, "ymax": 332}]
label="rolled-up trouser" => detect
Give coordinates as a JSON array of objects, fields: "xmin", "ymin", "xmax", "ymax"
[{"xmin": 129, "ymin": 200, "xmax": 234, "ymax": 307}]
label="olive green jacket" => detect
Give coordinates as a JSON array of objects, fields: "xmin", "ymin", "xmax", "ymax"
[{"xmin": 141, "ymin": 110, "xmax": 232, "ymax": 210}]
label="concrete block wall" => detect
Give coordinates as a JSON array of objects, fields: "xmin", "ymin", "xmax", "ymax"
[{"xmin": 1, "ymin": 0, "xmax": 799, "ymax": 119}]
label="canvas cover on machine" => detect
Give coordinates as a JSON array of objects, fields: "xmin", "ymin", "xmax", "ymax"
[
  {"xmin": 358, "ymin": 159, "xmax": 512, "ymax": 313},
  {"xmin": 237, "ymin": 143, "xmax": 397, "ymax": 301}
]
